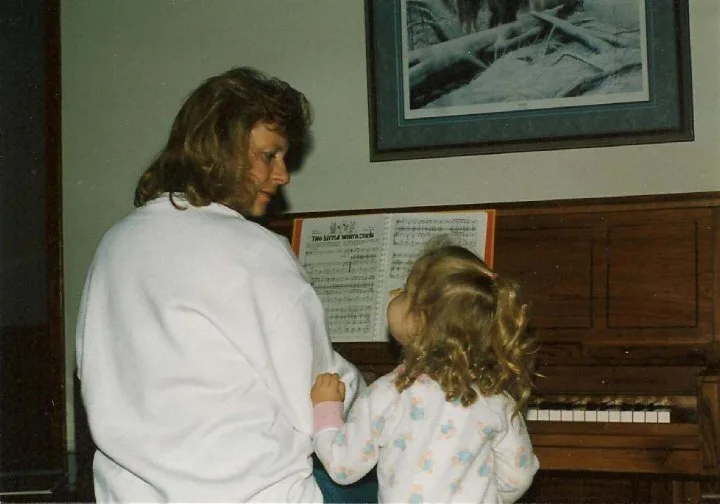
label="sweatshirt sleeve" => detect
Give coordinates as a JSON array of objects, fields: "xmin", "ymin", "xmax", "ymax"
[
  {"xmin": 312, "ymin": 377, "xmax": 397, "ymax": 485},
  {"xmin": 248, "ymin": 235, "xmax": 364, "ymax": 436},
  {"xmin": 319, "ymin": 347, "xmax": 366, "ymax": 415},
  {"xmin": 280, "ymin": 235, "xmax": 366, "ymax": 414},
  {"xmin": 261, "ymin": 285, "xmax": 333, "ymax": 436},
  {"xmin": 491, "ymin": 400, "xmax": 540, "ymax": 503}
]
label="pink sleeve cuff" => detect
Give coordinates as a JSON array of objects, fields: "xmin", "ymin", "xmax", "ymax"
[{"xmin": 313, "ymin": 401, "xmax": 344, "ymax": 433}]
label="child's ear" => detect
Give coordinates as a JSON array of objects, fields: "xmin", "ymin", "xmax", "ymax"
[{"xmin": 414, "ymin": 310, "xmax": 428, "ymax": 332}]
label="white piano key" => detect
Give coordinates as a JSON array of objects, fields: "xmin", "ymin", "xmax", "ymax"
[
  {"xmin": 620, "ymin": 411, "xmax": 633, "ymax": 423},
  {"xmin": 561, "ymin": 410, "xmax": 573, "ymax": 422},
  {"xmin": 632, "ymin": 411, "xmax": 645, "ymax": 423},
  {"xmin": 526, "ymin": 408, "xmax": 538, "ymax": 421},
  {"xmin": 645, "ymin": 410, "xmax": 658, "ymax": 423},
  {"xmin": 597, "ymin": 410, "xmax": 609, "ymax": 422},
  {"xmin": 585, "ymin": 410, "xmax": 597, "ymax": 422},
  {"xmin": 572, "ymin": 410, "xmax": 585, "ymax": 422},
  {"xmin": 538, "ymin": 409, "xmax": 550, "ymax": 422},
  {"xmin": 658, "ymin": 409, "xmax": 671, "ymax": 423},
  {"xmin": 608, "ymin": 410, "xmax": 621, "ymax": 422},
  {"xmin": 549, "ymin": 410, "xmax": 562, "ymax": 422}
]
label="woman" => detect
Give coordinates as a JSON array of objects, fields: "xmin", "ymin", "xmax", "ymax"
[{"xmin": 76, "ymin": 67, "xmax": 367, "ymax": 502}]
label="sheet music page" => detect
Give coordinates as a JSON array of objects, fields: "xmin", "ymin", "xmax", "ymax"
[
  {"xmin": 377, "ymin": 211, "xmax": 492, "ymax": 340},
  {"xmin": 296, "ymin": 214, "xmax": 388, "ymax": 342}
]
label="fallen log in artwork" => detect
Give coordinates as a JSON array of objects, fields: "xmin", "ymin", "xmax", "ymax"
[{"xmin": 406, "ymin": 0, "xmax": 646, "ymax": 111}]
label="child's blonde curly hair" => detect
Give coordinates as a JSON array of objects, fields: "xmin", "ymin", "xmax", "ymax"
[{"xmin": 394, "ymin": 245, "xmax": 538, "ymax": 414}]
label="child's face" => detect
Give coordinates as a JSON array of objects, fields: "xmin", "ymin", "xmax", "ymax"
[{"xmin": 387, "ymin": 276, "xmax": 421, "ymax": 346}]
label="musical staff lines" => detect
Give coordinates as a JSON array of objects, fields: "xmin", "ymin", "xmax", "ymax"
[
  {"xmin": 293, "ymin": 210, "xmax": 494, "ymax": 342},
  {"xmin": 297, "ymin": 215, "xmax": 387, "ymax": 342}
]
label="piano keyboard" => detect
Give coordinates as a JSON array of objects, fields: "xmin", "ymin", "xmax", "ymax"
[
  {"xmin": 523, "ymin": 396, "xmax": 688, "ymax": 423},
  {"xmin": 525, "ymin": 406, "xmax": 671, "ymax": 423}
]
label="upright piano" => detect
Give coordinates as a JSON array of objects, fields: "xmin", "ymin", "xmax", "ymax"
[{"xmin": 266, "ymin": 191, "xmax": 720, "ymax": 503}]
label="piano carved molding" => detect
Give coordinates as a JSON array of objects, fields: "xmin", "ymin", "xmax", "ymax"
[{"xmin": 265, "ymin": 191, "xmax": 720, "ymax": 503}]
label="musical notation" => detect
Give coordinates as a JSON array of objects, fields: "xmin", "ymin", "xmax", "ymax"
[
  {"xmin": 296, "ymin": 214, "xmax": 387, "ymax": 342},
  {"xmin": 293, "ymin": 211, "xmax": 494, "ymax": 342},
  {"xmin": 391, "ymin": 217, "xmax": 480, "ymax": 248}
]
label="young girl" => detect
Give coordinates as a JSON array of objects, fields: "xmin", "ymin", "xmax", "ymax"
[{"xmin": 311, "ymin": 245, "xmax": 539, "ymax": 503}]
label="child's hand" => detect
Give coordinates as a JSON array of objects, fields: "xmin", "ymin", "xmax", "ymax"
[{"xmin": 311, "ymin": 373, "xmax": 346, "ymax": 405}]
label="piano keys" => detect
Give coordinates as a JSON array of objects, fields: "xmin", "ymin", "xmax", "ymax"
[{"xmin": 525, "ymin": 395, "xmax": 686, "ymax": 423}]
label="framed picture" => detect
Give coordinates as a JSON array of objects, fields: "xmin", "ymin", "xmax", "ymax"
[{"xmin": 365, "ymin": 0, "xmax": 694, "ymax": 161}]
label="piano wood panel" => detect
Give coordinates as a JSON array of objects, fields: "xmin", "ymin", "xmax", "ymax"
[
  {"xmin": 521, "ymin": 471, "xmax": 709, "ymax": 504},
  {"xmin": 529, "ymin": 422, "xmax": 701, "ymax": 474},
  {"xmin": 494, "ymin": 206, "xmax": 715, "ymax": 348},
  {"xmin": 494, "ymin": 225, "xmax": 594, "ymax": 329},
  {"xmin": 534, "ymin": 365, "xmax": 703, "ymax": 395},
  {"xmin": 534, "ymin": 446, "xmax": 701, "ymax": 474},
  {"xmin": 607, "ymin": 221, "xmax": 699, "ymax": 328},
  {"xmin": 700, "ymin": 375, "xmax": 720, "ymax": 472}
]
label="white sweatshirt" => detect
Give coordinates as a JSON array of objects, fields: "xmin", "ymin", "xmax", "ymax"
[
  {"xmin": 313, "ymin": 369, "xmax": 539, "ymax": 503},
  {"xmin": 76, "ymin": 195, "xmax": 362, "ymax": 502}
]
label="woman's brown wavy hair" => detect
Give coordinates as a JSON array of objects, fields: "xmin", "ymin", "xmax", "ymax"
[
  {"xmin": 134, "ymin": 67, "xmax": 312, "ymax": 214},
  {"xmin": 394, "ymin": 245, "xmax": 538, "ymax": 415}
]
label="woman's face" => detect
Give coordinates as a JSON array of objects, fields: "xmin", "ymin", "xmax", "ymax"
[{"xmin": 245, "ymin": 122, "xmax": 290, "ymax": 217}]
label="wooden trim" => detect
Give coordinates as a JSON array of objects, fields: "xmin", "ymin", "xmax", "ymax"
[
  {"xmin": 43, "ymin": 0, "xmax": 66, "ymax": 477},
  {"xmin": 266, "ymin": 192, "xmax": 720, "ymax": 225},
  {"xmin": 699, "ymin": 374, "xmax": 720, "ymax": 474},
  {"xmin": 713, "ymin": 207, "xmax": 720, "ymax": 369},
  {"xmin": 45, "ymin": 0, "xmax": 62, "ymax": 327},
  {"xmin": 0, "ymin": 0, "xmax": 66, "ymax": 494}
]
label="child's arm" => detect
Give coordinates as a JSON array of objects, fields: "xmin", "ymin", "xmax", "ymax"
[
  {"xmin": 492, "ymin": 403, "xmax": 540, "ymax": 503},
  {"xmin": 311, "ymin": 373, "xmax": 394, "ymax": 485}
]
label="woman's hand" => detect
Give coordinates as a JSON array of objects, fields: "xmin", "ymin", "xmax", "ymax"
[{"xmin": 311, "ymin": 372, "xmax": 346, "ymax": 405}]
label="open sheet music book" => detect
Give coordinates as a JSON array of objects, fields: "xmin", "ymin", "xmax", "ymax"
[{"xmin": 291, "ymin": 210, "xmax": 496, "ymax": 342}]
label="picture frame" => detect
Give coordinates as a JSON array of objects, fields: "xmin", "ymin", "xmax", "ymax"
[{"xmin": 364, "ymin": 0, "xmax": 694, "ymax": 161}]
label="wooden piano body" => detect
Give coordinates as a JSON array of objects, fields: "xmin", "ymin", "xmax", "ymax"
[{"xmin": 266, "ymin": 192, "xmax": 720, "ymax": 503}]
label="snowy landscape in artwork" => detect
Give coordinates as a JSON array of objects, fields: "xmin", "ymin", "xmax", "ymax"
[{"xmin": 402, "ymin": 0, "xmax": 649, "ymax": 119}]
